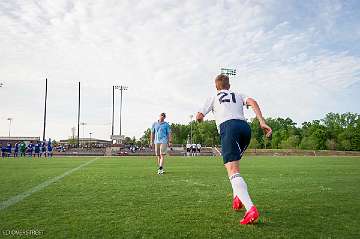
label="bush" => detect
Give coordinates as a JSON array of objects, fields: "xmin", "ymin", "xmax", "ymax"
[
  {"xmin": 280, "ymin": 135, "xmax": 300, "ymax": 149},
  {"xmin": 248, "ymin": 138, "xmax": 260, "ymax": 149},
  {"xmin": 326, "ymin": 139, "xmax": 337, "ymax": 150},
  {"xmin": 300, "ymin": 137, "xmax": 317, "ymax": 150}
]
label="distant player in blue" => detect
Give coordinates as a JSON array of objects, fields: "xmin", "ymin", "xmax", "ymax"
[
  {"xmin": 41, "ymin": 141, "xmax": 47, "ymax": 157},
  {"xmin": 28, "ymin": 143, "xmax": 34, "ymax": 157},
  {"xmin": 47, "ymin": 139, "xmax": 53, "ymax": 157},
  {"xmin": 6, "ymin": 143, "xmax": 12, "ymax": 157},
  {"xmin": 14, "ymin": 143, "xmax": 19, "ymax": 157},
  {"xmin": 34, "ymin": 143, "xmax": 41, "ymax": 157},
  {"xmin": 1, "ymin": 144, "xmax": 6, "ymax": 158},
  {"xmin": 150, "ymin": 113, "xmax": 172, "ymax": 175}
]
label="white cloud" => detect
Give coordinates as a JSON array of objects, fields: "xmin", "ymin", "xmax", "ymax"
[{"xmin": 0, "ymin": 0, "xmax": 359, "ymax": 140}]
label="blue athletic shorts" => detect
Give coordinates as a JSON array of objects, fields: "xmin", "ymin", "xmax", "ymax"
[{"xmin": 219, "ymin": 119, "xmax": 251, "ymax": 164}]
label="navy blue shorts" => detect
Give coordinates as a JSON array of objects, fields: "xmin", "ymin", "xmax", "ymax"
[{"xmin": 220, "ymin": 119, "xmax": 251, "ymax": 164}]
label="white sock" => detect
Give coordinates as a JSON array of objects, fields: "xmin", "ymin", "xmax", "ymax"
[{"xmin": 229, "ymin": 173, "xmax": 254, "ymax": 211}]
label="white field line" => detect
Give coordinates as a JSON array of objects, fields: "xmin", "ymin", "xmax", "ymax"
[{"xmin": 0, "ymin": 158, "xmax": 98, "ymax": 211}]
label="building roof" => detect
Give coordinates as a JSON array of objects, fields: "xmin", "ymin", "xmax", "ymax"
[
  {"xmin": 59, "ymin": 138, "xmax": 112, "ymax": 144},
  {"xmin": 0, "ymin": 136, "xmax": 40, "ymax": 141}
]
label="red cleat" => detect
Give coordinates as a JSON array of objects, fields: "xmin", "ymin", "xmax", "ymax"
[
  {"xmin": 232, "ymin": 196, "xmax": 243, "ymax": 211},
  {"xmin": 240, "ymin": 206, "xmax": 259, "ymax": 225}
]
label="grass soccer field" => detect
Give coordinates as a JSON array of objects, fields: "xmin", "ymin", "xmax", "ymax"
[{"xmin": 0, "ymin": 156, "xmax": 359, "ymax": 239}]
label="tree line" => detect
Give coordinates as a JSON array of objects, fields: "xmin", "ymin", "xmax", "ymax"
[{"xmin": 126, "ymin": 112, "xmax": 359, "ymax": 151}]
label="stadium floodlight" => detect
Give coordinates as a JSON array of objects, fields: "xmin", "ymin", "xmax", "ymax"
[
  {"xmin": 220, "ymin": 68, "xmax": 236, "ymax": 76},
  {"xmin": 7, "ymin": 118, "xmax": 13, "ymax": 137},
  {"xmin": 114, "ymin": 85, "xmax": 128, "ymax": 139},
  {"xmin": 71, "ymin": 127, "xmax": 76, "ymax": 139}
]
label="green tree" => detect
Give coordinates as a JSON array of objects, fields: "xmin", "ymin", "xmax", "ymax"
[
  {"xmin": 123, "ymin": 137, "xmax": 132, "ymax": 145},
  {"xmin": 300, "ymin": 136, "xmax": 317, "ymax": 150},
  {"xmin": 326, "ymin": 139, "xmax": 337, "ymax": 150},
  {"xmin": 271, "ymin": 131, "xmax": 282, "ymax": 149},
  {"xmin": 248, "ymin": 138, "xmax": 260, "ymax": 149},
  {"xmin": 280, "ymin": 135, "xmax": 300, "ymax": 149},
  {"xmin": 140, "ymin": 128, "xmax": 151, "ymax": 146},
  {"xmin": 138, "ymin": 112, "xmax": 360, "ymax": 151},
  {"xmin": 68, "ymin": 137, "xmax": 77, "ymax": 146},
  {"xmin": 52, "ymin": 140, "xmax": 58, "ymax": 147}
]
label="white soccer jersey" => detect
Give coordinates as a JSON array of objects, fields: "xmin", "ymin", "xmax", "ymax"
[{"xmin": 199, "ymin": 90, "xmax": 249, "ymax": 130}]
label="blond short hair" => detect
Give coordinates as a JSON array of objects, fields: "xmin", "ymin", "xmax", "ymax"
[{"xmin": 215, "ymin": 74, "xmax": 230, "ymax": 90}]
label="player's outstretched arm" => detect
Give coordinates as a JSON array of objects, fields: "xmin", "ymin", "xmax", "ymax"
[
  {"xmin": 197, "ymin": 97, "xmax": 214, "ymax": 123},
  {"xmin": 246, "ymin": 98, "xmax": 272, "ymax": 137}
]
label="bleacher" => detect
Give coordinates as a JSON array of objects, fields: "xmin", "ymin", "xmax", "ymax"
[{"xmin": 47, "ymin": 146, "xmax": 220, "ymax": 157}]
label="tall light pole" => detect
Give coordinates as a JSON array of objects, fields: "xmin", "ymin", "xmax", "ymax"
[
  {"xmin": 89, "ymin": 132, "xmax": 93, "ymax": 149},
  {"xmin": 111, "ymin": 86, "xmax": 115, "ymax": 138},
  {"xmin": 77, "ymin": 82, "xmax": 81, "ymax": 148},
  {"xmin": 189, "ymin": 115, "xmax": 193, "ymax": 144},
  {"xmin": 0, "ymin": 82, "xmax": 3, "ymax": 87},
  {"xmin": 114, "ymin": 85, "xmax": 128, "ymax": 138},
  {"xmin": 42, "ymin": 78, "xmax": 48, "ymax": 141},
  {"xmin": 80, "ymin": 122, "xmax": 86, "ymax": 146},
  {"xmin": 71, "ymin": 127, "xmax": 76, "ymax": 139},
  {"xmin": 7, "ymin": 118, "xmax": 13, "ymax": 137}
]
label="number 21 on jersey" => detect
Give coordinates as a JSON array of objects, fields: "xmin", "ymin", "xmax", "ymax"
[{"xmin": 217, "ymin": 92, "xmax": 236, "ymax": 104}]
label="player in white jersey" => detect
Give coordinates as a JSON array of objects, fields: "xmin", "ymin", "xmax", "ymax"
[
  {"xmin": 196, "ymin": 144, "xmax": 201, "ymax": 155},
  {"xmin": 186, "ymin": 143, "xmax": 191, "ymax": 156},
  {"xmin": 196, "ymin": 74, "xmax": 272, "ymax": 225}
]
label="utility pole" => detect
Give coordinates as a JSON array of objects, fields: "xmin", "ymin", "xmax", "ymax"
[
  {"xmin": 42, "ymin": 78, "xmax": 48, "ymax": 141},
  {"xmin": 114, "ymin": 85, "xmax": 128, "ymax": 138},
  {"xmin": 71, "ymin": 127, "xmax": 76, "ymax": 139},
  {"xmin": 80, "ymin": 122, "xmax": 87, "ymax": 146},
  {"xmin": 89, "ymin": 132, "xmax": 92, "ymax": 149},
  {"xmin": 77, "ymin": 82, "xmax": 81, "ymax": 148},
  {"xmin": 7, "ymin": 118, "xmax": 13, "ymax": 137},
  {"xmin": 111, "ymin": 86, "xmax": 115, "ymax": 137}
]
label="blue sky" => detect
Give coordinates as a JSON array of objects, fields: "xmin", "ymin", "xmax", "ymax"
[{"xmin": 0, "ymin": 0, "xmax": 359, "ymax": 140}]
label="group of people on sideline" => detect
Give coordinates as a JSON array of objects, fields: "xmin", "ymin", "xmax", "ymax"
[
  {"xmin": 1, "ymin": 139, "xmax": 53, "ymax": 158},
  {"xmin": 186, "ymin": 143, "xmax": 202, "ymax": 156}
]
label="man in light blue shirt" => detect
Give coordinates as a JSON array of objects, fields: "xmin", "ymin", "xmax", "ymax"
[{"xmin": 151, "ymin": 112, "xmax": 172, "ymax": 175}]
